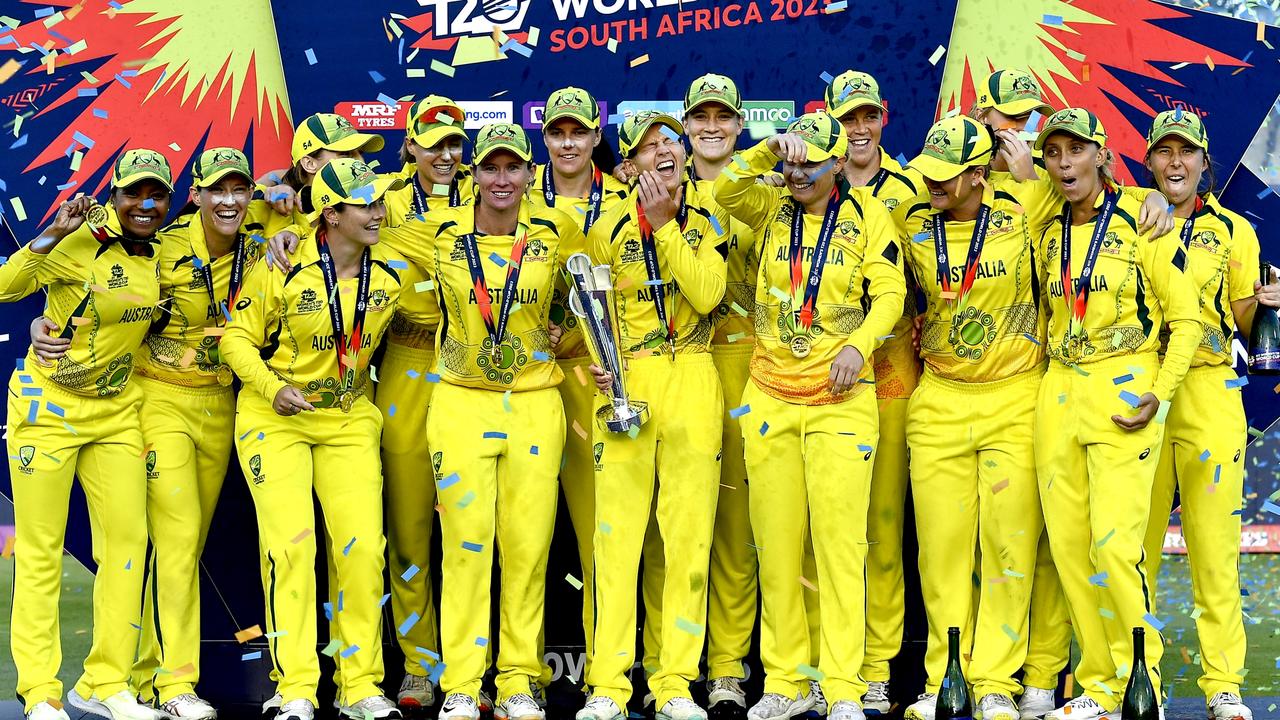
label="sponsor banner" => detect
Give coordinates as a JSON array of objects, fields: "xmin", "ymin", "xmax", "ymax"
[
  {"xmin": 522, "ymin": 100, "xmax": 610, "ymax": 129},
  {"xmin": 1162, "ymin": 525, "xmax": 1280, "ymax": 554},
  {"xmin": 335, "ymin": 100, "xmax": 514, "ymax": 131},
  {"xmin": 612, "ymin": 99, "xmax": 795, "ymax": 130}
]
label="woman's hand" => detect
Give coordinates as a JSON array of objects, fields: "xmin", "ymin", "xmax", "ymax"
[
  {"xmin": 266, "ymin": 230, "xmax": 301, "ymax": 273},
  {"xmin": 548, "ymin": 321, "xmax": 563, "ymax": 350},
  {"xmin": 263, "ymin": 184, "xmax": 299, "ymax": 216},
  {"xmin": 1256, "ymin": 265, "xmax": 1280, "ymax": 308},
  {"xmin": 1137, "ymin": 193, "xmax": 1175, "ymax": 238},
  {"xmin": 766, "ymin": 133, "xmax": 809, "ymax": 164},
  {"xmin": 994, "ymin": 129, "xmax": 1035, "ymax": 181},
  {"xmin": 911, "ymin": 314, "xmax": 926, "ymax": 355},
  {"xmin": 829, "ymin": 346, "xmax": 865, "ymax": 394},
  {"xmin": 32, "ymin": 196, "xmax": 97, "ymax": 253},
  {"xmin": 273, "ymin": 386, "xmax": 316, "ymax": 417},
  {"xmin": 1112, "ymin": 391, "xmax": 1159, "ymax": 431},
  {"xmin": 30, "ymin": 316, "xmax": 69, "ymax": 366},
  {"xmin": 588, "ymin": 363, "xmax": 613, "ymax": 394}
]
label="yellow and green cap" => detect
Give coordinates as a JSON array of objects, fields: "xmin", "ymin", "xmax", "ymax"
[
  {"xmin": 908, "ymin": 115, "xmax": 995, "ymax": 182},
  {"xmin": 825, "ymin": 70, "xmax": 885, "ymax": 118},
  {"xmin": 787, "ymin": 111, "xmax": 849, "ymax": 162},
  {"xmin": 976, "ymin": 69, "xmax": 1054, "ymax": 117},
  {"xmin": 291, "ymin": 112, "xmax": 385, "ymax": 164},
  {"xmin": 112, "ymin": 148, "xmax": 174, "ymax": 192},
  {"xmin": 543, "ymin": 87, "xmax": 601, "ymax": 130},
  {"xmin": 1034, "ymin": 107, "xmax": 1107, "ymax": 151},
  {"xmin": 407, "ymin": 95, "xmax": 467, "ymax": 149},
  {"xmin": 618, "ymin": 111, "xmax": 685, "ymax": 157},
  {"xmin": 307, "ymin": 158, "xmax": 405, "ymax": 223},
  {"xmin": 1146, "ymin": 109, "xmax": 1208, "ymax": 152},
  {"xmin": 191, "ymin": 147, "xmax": 252, "ymax": 188},
  {"xmin": 684, "ymin": 73, "xmax": 744, "ymax": 116},
  {"xmin": 473, "ymin": 123, "xmax": 533, "ymax": 163}
]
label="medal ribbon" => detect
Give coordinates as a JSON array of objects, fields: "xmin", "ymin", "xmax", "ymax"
[
  {"xmin": 933, "ymin": 203, "xmax": 991, "ymax": 313},
  {"xmin": 636, "ymin": 185, "xmax": 690, "ymax": 346},
  {"xmin": 412, "ymin": 173, "xmax": 462, "ymax": 216},
  {"xmin": 201, "ymin": 234, "xmax": 248, "ymax": 327},
  {"xmin": 788, "ymin": 185, "xmax": 842, "ymax": 329},
  {"xmin": 1060, "ymin": 189, "xmax": 1119, "ymax": 339},
  {"xmin": 1178, "ymin": 196, "xmax": 1204, "ymax": 249},
  {"xmin": 315, "ymin": 228, "xmax": 372, "ymax": 392},
  {"xmin": 543, "ymin": 163, "xmax": 604, "ymax": 233},
  {"xmin": 461, "ymin": 215, "xmax": 530, "ymax": 353}
]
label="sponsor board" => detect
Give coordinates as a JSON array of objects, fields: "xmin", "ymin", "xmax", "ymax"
[
  {"xmin": 1162, "ymin": 525, "xmax": 1280, "ymax": 554},
  {"xmin": 335, "ymin": 100, "xmax": 514, "ymax": 130}
]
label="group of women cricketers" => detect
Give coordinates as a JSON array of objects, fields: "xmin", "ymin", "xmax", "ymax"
[{"xmin": 5, "ymin": 64, "xmax": 1279, "ymax": 720}]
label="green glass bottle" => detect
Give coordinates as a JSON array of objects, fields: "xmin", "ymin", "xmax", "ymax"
[
  {"xmin": 1121, "ymin": 627, "xmax": 1159, "ymax": 720},
  {"xmin": 935, "ymin": 627, "xmax": 972, "ymax": 720}
]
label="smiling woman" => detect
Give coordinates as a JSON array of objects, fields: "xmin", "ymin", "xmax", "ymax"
[{"xmin": 0, "ymin": 149, "xmax": 174, "ymax": 720}]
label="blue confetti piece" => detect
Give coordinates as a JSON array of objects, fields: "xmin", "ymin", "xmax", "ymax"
[
  {"xmin": 340, "ymin": 644, "xmax": 360, "ymax": 658},
  {"xmin": 369, "ymin": 70, "xmax": 386, "ymax": 83},
  {"xmin": 141, "ymin": 198, "xmax": 156, "ymax": 210},
  {"xmin": 1261, "ymin": 500, "xmax": 1280, "ymax": 516},
  {"xmin": 1257, "ymin": 186, "xmax": 1275, "ymax": 199},
  {"xmin": 532, "ymin": 351, "xmax": 550, "ymax": 361},
  {"xmin": 1225, "ymin": 376, "xmax": 1248, "ymax": 389},
  {"xmin": 462, "ymin": 541, "xmax": 484, "ymax": 552},
  {"xmin": 388, "ymin": 404, "xmax": 397, "ymax": 417},
  {"xmin": 242, "ymin": 651, "xmax": 262, "ymax": 661},
  {"xmin": 21, "ymin": 387, "xmax": 42, "ymax": 396},
  {"xmin": 77, "ymin": 88, "xmax": 98, "ymax": 98},
  {"xmin": 1213, "ymin": 464, "xmax": 1221, "ymax": 484},
  {"xmin": 709, "ymin": 215, "xmax": 723, "ymax": 236},
  {"xmin": 1143, "ymin": 613, "xmax": 1166, "ymax": 631},
  {"xmin": 425, "ymin": 372, "xmax": 441, "ymax": 383},
  {"xmin": 729, "ymin": 404, "xmax": 751, "ymax": 418},
  {"xmin": 387, "ymin": 259, "xmax": 408, "ymax": 270},
  {"xmin": 857, "ymin": 444, "xmax": 874, "ymax": 453},
  {"xmin": 34, "ymin": 6, "xmax": 55, "ymax": 17},
  {"xmin": 530, "ymin": 445, "xmax": 539, "ymax": 455},
  {"xmin": 379, "ymin": 593, "xmax": 391, "ymax": 608},
  {"xmin": 819, "ymin": 71, "xmax": 835, "ymax": 85},
  {"xmin": 489, "ymin": 252, "xmax": 507, "ymax": 267},
  {"xmin": 91, "ymin": 107, "xmax": 109, "ymax": 119},
  {"xmin": 72, "ymin": 130, "xmax": 94, "ymax": 150},
  {"xmin": 125, "ymin": 559, "xmax": 132, "ymax": 570},
  {"xmin": 437, "ymin": 472, "xmax": 459, "ymax": 489},
  {"xmin": 896, "ymin": 153, "xmax": 909, "ymax": 167},
  {"xmin": 27, "ymin": 400, "xmax": 38, "ymax": 423},
  {"xmin": 401, "ymin": 564, "xmax": 420, "ymax": 582},
  {"xmin": 1118, "ymin": 390, "xmax": 1141, "ymax": 408},
  {"xmin": 55, "ymin": 181, "xmax": 77, "ymax": 191},
  {"xmin": 1199, "ymin": 449, "xmax": 1211, "ymax": 462},
  {"xmin": 45, "ymin": 402, "xmax": 64, "ymax": 417},
  {"xmin": 1088, "ymin": 571, "xmax": 1109, "ymax": 587},
  {"xmin": 342, "ymin": 537, "xmax": 356, "ymax": 556},
  {"xmin": 427, "ymin": 660, "xmax": 446, "ymax": 684},
  {"xmin": 378, "ymin": 93, "xmax": 399, "ymax": 108},
  {"xmin": 398, "ymin": 611, "xmax": 420, "ymax": 636},
  {"xmin": 1023, "ymin": 333, "xmax": 1041, "ymax": 345},
  {"xmin": 607, "ymin": 113, "xmax": 624, "ymax": 126},
  {"xmin": 483, "ymin": 431, "xmax": 508, "ymax": 439},
  {"xmin": 1042, "ymin": 14, "xmax": 1063, "ymax": 24},
  {"xmin": 305, "ymin": 48, "xmax": 317, "ymax": 65},
  {"xmin": 417, "ymin": 647, "xmax": 441, "ymax": 661},
  {"xmin": 1174, "ymin": 106, "xmax": 1183, "ymax": 122},
  {"xmin": 337, "ymin": 591, "xmax": 343, "ymax": 612},
  {"xmin": 912, "ymin": 232, "xmax": 929, "ymax": 243},
  {"xmin": 759, "ymin": 421, "xmax": 769, "ymax": 436},
  {"xmin": 475, "ymin": 636, "xmax": 489, "ymax": 647},
  {"xmin": 10, "ymin": 134, "xmax": 28, "ymax": 149},
  {"xmin": 1112, "ymin": 374, "xmax": 1133, "ymax": 385}
]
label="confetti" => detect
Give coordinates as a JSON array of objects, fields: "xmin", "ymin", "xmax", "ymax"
[
  {"xmin": 342, "ymin": 537, "xmax": 357, "ymax": 556},
  {"xmin": 290, "ymin": 528, "xmax": 313, "ymax": 544},
  {"xmin": 1225, "ymin": 376, "xmax": 1248, "ymax": 389},
  {"xmin": 241, "ymin": 651, "xmax": 262, "ymax": 661},
  {"xmin": 398, "ymin": 611, "xmax": 420, "ymax": 636},
  {"xmin": 759, "ymin": 421, "xmax": 769, "ymax": 436},
  {"xmin": 340, "ymin": 644, "xmax": 361, "ymax": 658},
  {"xmin": 630, "ymin": 54, "xmax": 649, "ymax": 67},
  {"xmin": 1112, "ymin": 374, "xmax": 1133, "ymax": 385},
  {"xmin": 437, "ymin": 472, "xmax": 459, "ymax": 490},
  {"xmin": 1143, "ymin": 612, "xmax": 1166, "ymax": 631},
  {"xmin": 1118, "ymin": 390, "xmax": 1141, "ymax": 408},
  {"xmin": 729, "ymin": 404, "xmax": 751, "ymax": 418},
  {"xmin": 462, "ymin": 541, "xmax": 483, "ymax": 552},
  {"xmin": 1088, "ymin": 572, "xmax": 1109, "ymax": 587},
  {"xmin": 1042, "ymin": 14, "xmax": 1063, "ymax": 25},
  {"xmin": 430, "ymin": 59, "xmax": 455, "ymax": 77},
  {"xmin": 565, "ymin": 574, "xmax": 583, "ymax": 590},
  {"xmin": 234, "ymin": 625, "xmax": 264, "ymax": 643},
  {"xmin": 401, "ymin": 564, "xmax": 420, "ymax": 581},
  {"xmin": 797, "ymin": 664, "xmax": 825, "ymax": 681},
  {"xmin": 928, "ymin": 45, "xmax": 946, "ymax": 66},
  {"xmin": 675, "ymin": 617, "xmax": 703, "ymax": 636},
  {"xmin": 483, "ymin": 431, "xmax": 508, "ymax": 439}
]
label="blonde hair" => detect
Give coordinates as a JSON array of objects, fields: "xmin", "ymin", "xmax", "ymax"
[{"xmin": 1098, "ymin": 146, "xmax": 1117, "ymax": 189}]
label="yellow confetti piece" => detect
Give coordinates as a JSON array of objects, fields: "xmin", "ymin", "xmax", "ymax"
[
  {"xmin": 70, "ymin": 150, "xmax": 83, "ymax": 172},
  {"xmin": 1205, "ymin": 55, "xmax": 1215, "ymax": 71},
  {"xmin": 430, "ymin": 59, "xmax": 456, "ymax": 77},
  {"xmin": 0, "ymin": 59, "xmax": 21, "ymax": 84},
  {"xmin": 1, "ymin": 534, "xmax": 14, "ymax": 559},
  {"xmin": 169, "ymin": 662, "xmax": 196, "ymax": 678},
  {"xmin": 414, "ymin": 280, "xmax": 435, "ymax": 293},
  {"xmin": 798, "ymin": 576, "xmax": 817, "ymax": 591},
  {"xmin": 290, "ymin": 528, "xmax": 313, "ymax": 544},
  {"xmin": 1259, "ymin": 21, "xmax": 1268, "ymax": 42},
  {"xmin": 1082, "ymin": 63, "xmax": 1091, "ymax": 82},
  {"xmin": 168, "ymin": 142, "xmax": 181, "ymax": 152},
  {"xmin": 9, "ymin": 197, "xmax": 27, "ymax": 222},
  {"xmin": 234, "ymin": 625, "xmax": 264, "ymax": 643},
  {"xmin": 406, "ymin": 69, "xmax": 426, "ymax": 78},
  {"xmin": 572, "ymin": 419, "xmax": 588, "ymax": 440},
  {"xmin": 991, "ymin": 478, "xmax": 1010, "ymax": 494},
  {"xmin": 565, "ymin": 573, "xmax": 583, "ymax": 590},
  {"xmin": 527, "ymin": 27, "xmax": 540, "ymax": 46},
  {"xmin": 797, "ymin": 664, "xmax": 824, "ymax": 681},
  {"xmin": 630, "ymin": 54, "xmax": 649, "ymax": 67}
]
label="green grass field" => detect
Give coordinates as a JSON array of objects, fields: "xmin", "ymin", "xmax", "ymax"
[{"xmin": 2, "ymin": 554, "xmax": 1279, "ymax": 702}]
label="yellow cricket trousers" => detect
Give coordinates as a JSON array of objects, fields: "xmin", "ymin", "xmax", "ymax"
[
  {"xmin": 374, "ymin": 341, "xmax": 440, "ymax": 676},
  {"xmin": 741, "ymin": 380, "xmax": 878, "ymax": 706},
  {"xmin": 1021, "ymin": 532, "xmax": 1072, "ymax": 691},
  {"xmin": 235, "ymin": 391, "xmax": 388, "ymax": 706},
  {"xmin": 588, "ymin": 354, "xmax": 723, "ymax": 710},
  {"xmin": 132, "ymin": 376, "xmax": 235, "ymax": 702},
  {"xmin": 8, "ymin": 374, "xmax": 148, "ymax": 711},
  {"xmin": 909, "ymin": 367, "xmax": 1045, "ymax": 698},
  {"xmin": 1142, "ymin": 364, "xmax": 1247, "ymax": 698},
  {"xmin": 707, "ymin": 343, "xmax": 757, "ymax": 680},
  {"xmin": 864, "ymin": 395, "xmax": 909, "ymax": 683},
  {"xmin": 427, "ymin": 382, "xmax": 565, "ymax": 703},
  {"xmin": 1035, "ymin": 355, "xmax": 1164, "ymax": 706}
]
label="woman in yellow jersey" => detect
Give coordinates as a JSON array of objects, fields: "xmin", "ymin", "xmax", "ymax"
[
  {"xmin": 1029, "ymin": 109, "xmax": 1199, "ymax": 720},
  {"xmin": 1139, "ymin": 111, "xmax": 1279, "ymax": 720},
  {"xmin": 713, "ymin": 111, "xmax": 905, "ymax": 720},
  {"xmin": 577, "ymin": 111, "xmax": 729, "ymax": 720},
  {"xmin": 968, "ymin": 69, "xmax": 1071, "ymax": 720},
  {"xmin": 898, "ymin": 116, "xmax": 1047, "ymax": 720},
  {"xmin": 1, "ymin": 149, "xmax": 175, "ymax": 720},
  {"xmin": 378, "ymin": 123, "xmax": 583, "ymax": 720},
  {"xmin": 680, "ymin": 73, "xmax": 758, "ymax": 718},
  {"xmin": 526, "ymin": 86, "xmax": 632, "ymax": 692},
  {"xmin": 29, "ymin": 149, "xmax": 291, "ymax": 720},
  {"xmin": 377, "ymin": 95, "xmax": 473, "ymax": 714},
  {"xmin": 221, "ymin": 158, "xmax": 420, "ymax": 720},
  {"xmin": 822, "ymin": 70, "xmax": 920, "ymax": 715}
]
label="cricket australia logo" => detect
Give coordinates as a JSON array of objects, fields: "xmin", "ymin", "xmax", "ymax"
[
  {"xmin": 593, "ymin": 442, "xmax": 604, "ymax": 471},
  {"xmin": 1190, "ymin": 230, "xmax": 1221, "ymax": 253},
  {"xmin": 432, "ymin": 451, "xmax": 444, "ymax": 482},
  {"xmin": 249, "ymin": 454, "xmax": 265, "ymax": 484},
  {"xmin": 146, "ymin": 450, "xmax": 159, "ymax": 480},
  {"xmin": 924, "ymin": 129, "xmax": 951, "ymax": 156},
  {"xmin": 1011, "ymin": 75, "xmax": 1039, "ymax": 97},
  {"xmin": 17, "ymin": 445, "xmax": 34, "ymax": 475}
]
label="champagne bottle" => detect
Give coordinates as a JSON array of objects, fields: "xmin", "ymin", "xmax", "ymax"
[
  {"xmin": 935, "ymin": 627, "xmax": 972, "ymax": 720},
  {"xmin": 1121, "ymin": 627, "xmax": 1159, "ymax": 720},
  {"xmin": 1250, "ymin": 260, "xmax": 1280, "ymax": 375}
]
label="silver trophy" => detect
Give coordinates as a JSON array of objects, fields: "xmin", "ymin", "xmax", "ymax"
[{"xmin": 566, "ymin": 253, "xmax": 649, "ymax": 433}]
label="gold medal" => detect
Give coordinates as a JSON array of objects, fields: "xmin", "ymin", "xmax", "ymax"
[
  {"xmin": 85, "ymin": 201, "xmax": 108, "ymax": 231},
  {"xmin": 790, "ymin": 335, "xmax": 811, "ymax": 359},
  {"xmin": 339, "ymin": 390, "xmax": 355, "ymax": 414},
  {"xmin": 215, "ymin": 365, "xmax": 233, "ymax": 386}
]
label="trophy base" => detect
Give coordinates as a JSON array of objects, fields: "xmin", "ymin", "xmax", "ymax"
[{"xmin": 596, "ymin": 401, "xmax": 650, "ymax": 433}]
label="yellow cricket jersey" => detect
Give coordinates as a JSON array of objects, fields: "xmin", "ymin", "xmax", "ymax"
[
  {"xmin": 865, "ymin": 147, "xmax": 923, "ymax": 399},
  {"xmin": 137, "ymin": 202, "xmax": 293, "ymax": 387},
  {"xmin": 1169, "ymin": 193, "xmax": 1260, "ymax": 367},
  {"xmin": 902, "ymin": 185, "xmax": 1046, "ymax": 382},
  {"xmin": 0, "ymin": 204, "xmax": 159, "ymax": 397},
  {"xmin": 685, "ymin": 169, "xmax": 761, "ymax": 348},
  {"xmin": 220, "ymin": 229, "xmax": 432, "ymax": 404},
  {"xmin": 530, "ymin": 164, "xmax": 630, "ymax": 360},
  {"xmin": 586, "ymin": 181, "xmax": 730, "ymax": 358},
  {"xmin": 381, "ymin": 201, "xmax": 586, "ymax": 391},
  {"xmin": 1007, "ymin": 172, "xmax": 1157, "ymax": 236},
  {"xmin": 1037, "ymin": 189, "xmax": 1200, "ymax": 401},
  {"xmin": 714, "ymin": 140, "xmax": 907, "ymax": 405},
  {"xmin": 377, "ymin": 174, "xmax": 475, "ymax": 350}
]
